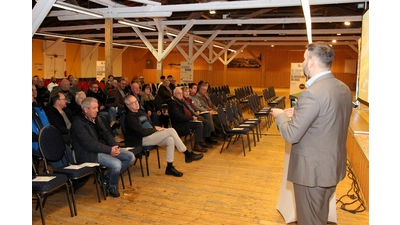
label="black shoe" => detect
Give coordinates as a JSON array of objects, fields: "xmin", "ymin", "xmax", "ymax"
[
  {"xmin": 200, "ymin": 142, "xmax": 213, "ymax": 148},
  {"xmin": 165, "ymin": 166, "xmax": 183, "ymax": 177},
  {"xmin": 185, "ymin": 151, "xmax": 204, "ymax": 163},
  {"xmin": 107, "ymin": 186, "xmax": 120, "ymax": 198},
  {"xmin": 193, "ymin": 144, "xmax": 208, "ymax": 152},
  {"xmin": 205, "ymin": 137, "xmax": 218, "ymax": 145}
]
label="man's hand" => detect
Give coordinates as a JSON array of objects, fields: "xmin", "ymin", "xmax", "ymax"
[
  {"xmin": 99, "ymin": 105, "xmax": 105, "ymax": 111},
  {"xmin": 283, "ymin": 108, "xmax": 295, "ymax": 118},
  {"xmin": 270, "ymin": 108, "xmax": 284, "ymax": 118},
  {"xmin": 155, "ymin": 126, "xmax": 165, "ymax": 131},
  {"xmin": 110, "ymin": 146, "xmax": 120, "ymax": 157}
]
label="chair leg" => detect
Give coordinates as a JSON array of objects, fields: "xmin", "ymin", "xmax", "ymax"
[
  {"xmin": 156, "ymin": 149, "xmax": 160, "ymax": 169},
  {"xmin": 65, "ymin": 182, "xmax": 75, "ymax": 217},
  {"xmin": 241, "ymin": 135, "xmax": 246, "ymax": 156},
  {"xmin": 35, "ymin": 194, "xmax": 46, "ymax": 225},
  {"xmin": 145, "ymin": 152, "xmax": 150, "ymax": 176},
  {"xmin": 127, "ymin": 162, "xmax": 133, "ymax": 185},
  {"xmin": 68, "ymin": 179, "xmax": 78, "ymax": 215},
  {"xmin": 247, "ymin": 133, "xmax": 251, "ymax": 152},
  {"xmin": 96, "ymin": 168, "xmax": 107, "ymax": 200},
  {"xmin": 120, "ymin": 173, "xmax": 125, "ymax": 189},
  {"xmin": 138, "ymin": 157, "xmax": 144, "ymax": 177}
]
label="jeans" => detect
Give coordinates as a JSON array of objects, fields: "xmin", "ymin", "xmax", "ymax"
[{"xmin": 97, "ymin": 149, "xmax": 135, "ymax": 188}]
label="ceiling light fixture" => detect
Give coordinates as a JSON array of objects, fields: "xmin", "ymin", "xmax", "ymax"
[
  {"xmin": 332, "ymin": 40, "xmax": 337, "ymax": 43},
  {"xmin": 344, "ymin": 21, "xmax": 351, "ymax": 26},
  {"xmin": 34, "ymin": 32, "xmax": 147, "ymax": 49},
  {"xmin": 118, "ymin": 20, "xmax": 156, "ymax": 31},
  {"xmin": 53, "ymin": 1, "xmax": 103, "ymax": 18},
  {"xmin": 300, "ymin": 0, "xmax": 312, "ymax": 44},
  {"xmin": 209, "ymin": 10, "xmax": 216, "ymax": 14}
]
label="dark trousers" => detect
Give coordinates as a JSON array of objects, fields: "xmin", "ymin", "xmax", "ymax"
[
  {"xmin": 293, "ymin": 183, "xmax": 336, "ymax": 225},
  {"xmin": 189, "ymin": 121, "xmax": 204, "ymax": 142}
]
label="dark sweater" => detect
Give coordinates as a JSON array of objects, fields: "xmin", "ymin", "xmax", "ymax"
[{"xmin": 123, "ymin": 110, "xmax": 157, "ymax": 147}]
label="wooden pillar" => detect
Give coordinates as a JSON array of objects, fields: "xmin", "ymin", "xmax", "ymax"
[
  {"xmin": 105, "ymin": 18, "xmax": 113, "ymax": 79},
  {"xmin": 157, "ymin": 61, "xmax": 163, "ymax": 80}
]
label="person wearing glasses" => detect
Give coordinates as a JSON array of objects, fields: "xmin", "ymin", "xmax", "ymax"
[{"xmin": 123, "ymin": 95, "xmax": 203, "ymax": 177}]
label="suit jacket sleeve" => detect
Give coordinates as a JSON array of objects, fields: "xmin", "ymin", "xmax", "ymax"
[{"xmin": 276, "ymin": 89, "xmax": 319, "ymax": 144}]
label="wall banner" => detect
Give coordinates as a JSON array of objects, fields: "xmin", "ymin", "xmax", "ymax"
[
  {"xmin": 290, "ymin": 63, "xmax": 307, "ymax": 95},
  {"xmin": 96, "ymin": 61, "xmax": 105, "ymax": 82},
  {"xmin": 180, "ymin": 62, "xmax": 193, "ymax": 83}
]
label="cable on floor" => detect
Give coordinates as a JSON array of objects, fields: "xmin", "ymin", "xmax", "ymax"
[{"xmin": 336, "ymin": 159, "xmax": 366, "ymax": 214}]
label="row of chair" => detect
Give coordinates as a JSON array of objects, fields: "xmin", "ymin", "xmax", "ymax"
[{"xmin": 262, "ymin": 87, "xmax": 286, "ymax": 109}]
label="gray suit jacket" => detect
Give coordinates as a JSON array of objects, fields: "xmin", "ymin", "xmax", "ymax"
[{"xmin": 276, "ymin": 73, "xmax": 353, "ymax": 187}]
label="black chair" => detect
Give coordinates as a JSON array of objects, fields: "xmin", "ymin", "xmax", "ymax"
[
  {"xmin": 234, "ymin": 99, "xmax": 262, "ymax": 138},
  {"xmin": 248, "ymin": 94, "xmax": 272, "ymax": 130},
  {"xmin": 32, "ymin": 162, "xmax": 74, "ymax": 225},
  {"xmin": 217, "ymin": 105, "xmax": 252, "ymax": 156},
  {"xmin": 225, "ymin": 101, "xmax": 258, "ymax": 147},
  {"xmin": 39, "ymin": 125, "xmax": 102, "ymax": 216}
]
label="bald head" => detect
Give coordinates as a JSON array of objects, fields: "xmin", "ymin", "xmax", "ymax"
[{"xmin": 131, "ymin": 82, "xmax": 140, "ymax": 95}]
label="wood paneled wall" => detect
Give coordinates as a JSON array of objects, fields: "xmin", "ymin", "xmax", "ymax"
[{"xmin": 32, "ymin": 40, "xmax": 358, "ymax": 90}]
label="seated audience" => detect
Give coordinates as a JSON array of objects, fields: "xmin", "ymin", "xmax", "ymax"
[
  {"xmin": 47, "ymin": 76, "xmax": 58, "ymax": 92},
  {"xmin": 73, "ymin": 91, "xmax": 86, "ymax": 116},
  {"xmin": 108, "ymin": 78, "xmax": 129, "ymax": 115},
  {"xmin": 86, "ymin": 81, "xmax": 118, "ymax": 128},
  {"xmin": 168, "ymin": 87, "xmax": 212, "ymax": 152},
  {"xmin": 123, "ymin": 95, "xmax": 203, "ymax": 177},
  {"xmin": 32, "ymin": 85, "xmax": 67, "ymax": 169},
  {"xmin": 45, "ymin": 91, "xmax": 76, "ymax": 164},
  {"xmin": 36, "ymin": 78, "xmax": 50, "ymax": 107},
  {"xmin": 71, "ymin": 97, "xmax": 135, "ymax": 197},
  {"xmin": 104, "ymin": 74, "xmax": 114, "ymax": 95},
  {"xmin": 189, "ymin": 82, "xmax": 223, "ymax": 136},
  {"xmin": 70, "ymin": 78, "xmax": 82, "ymax": 93},
  {"xmin": 182, "ymin": 86, "xmax": 218, "ymax": 145},
  {"xmin": 138, "ymin": 75, "xmax": 145, "ymax": 89},
  {"xmin": 50, "ymin": 79, "xmax": 78, "ymax": 113},
  {"xmin": 132, "ymin": 82, "xmax": 161, "ymax": 126},
  {"xmin": 158, "ymin": 75, "xmax": 165, "ymax": 89}
]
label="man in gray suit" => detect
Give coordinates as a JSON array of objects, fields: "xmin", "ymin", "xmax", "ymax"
[{"xmin": 271, "ymin": 42, "xmax": 353, "ymax": 225}]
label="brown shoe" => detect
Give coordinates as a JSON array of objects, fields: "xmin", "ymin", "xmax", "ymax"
[{"xmin": 193, "ymin": 144, "xmax": 208, "ymax": 152}]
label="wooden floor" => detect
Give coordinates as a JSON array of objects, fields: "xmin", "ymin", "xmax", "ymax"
[{"xmin": 32, "ymin": 88, "xmax": 369, "ymax": 225}]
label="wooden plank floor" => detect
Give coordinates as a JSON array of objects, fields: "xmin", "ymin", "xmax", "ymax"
[{"xmin": 32, "ymin": 88, "xmax": 369, "ymax": 225}]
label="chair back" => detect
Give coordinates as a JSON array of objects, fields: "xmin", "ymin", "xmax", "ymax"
[
  {"xmin": 217, "ymin": 105, "xmax": 230, "ymax": 135},
  {"xmin": 39, "ymin": 125, "xmax": 68, "ymax": 164},
  {"xmin": 224, "ymin": 102, "xmax": 236, "ymax": 126}
]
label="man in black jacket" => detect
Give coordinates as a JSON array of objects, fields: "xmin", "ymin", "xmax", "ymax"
[
  {"xmin": 123, "ymin": 95, "xmax": 203, "ymax": 177},
  {"xmin": 168, "ymin": 87, "xmax": 212, "ymax": 152},
  {"xmin": 71, "ymin": 97, "xmax": 134, "ymax": 197},
  {"xmin": 45, "ymin": 91, "xmax": 75, "ymax": 163}
]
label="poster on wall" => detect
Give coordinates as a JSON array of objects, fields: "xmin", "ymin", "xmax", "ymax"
[
  {"xmin": 180, "ymin": 62, "xmax": 193, "ymax": 83},
  {"xmin": 96, "ymin": 61, "xmax": 105, "ymax": 82},
  {"xmin": 290, "ymin": 63, "xmax": 307, "ymax": 95}
]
